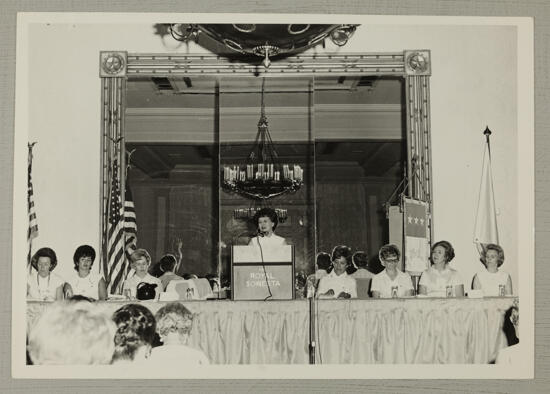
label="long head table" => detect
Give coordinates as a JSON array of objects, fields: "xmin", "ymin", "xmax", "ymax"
[{"xmin": 26, "ymin": 297, "xmax": 516, "ymax": 364}]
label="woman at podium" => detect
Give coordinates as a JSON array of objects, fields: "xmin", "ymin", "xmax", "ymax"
[{"xmin": 248, "ymin": 208, "xmax": 287, "ymax": 248}]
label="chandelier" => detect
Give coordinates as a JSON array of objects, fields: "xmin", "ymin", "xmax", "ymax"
[
  {"xmin": 233, "ymin": 206, "xmax": 288, "ymax": 224},
  {"xmin": 168, "ymin": 24, "xmax": 358, "ymax": 67},
  {"xmin": 221, "ymin": 78, "xmax": 303, "ymax": 200}
]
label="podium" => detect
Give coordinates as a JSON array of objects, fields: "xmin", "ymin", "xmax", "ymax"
[{"xmin": 231, "ymin": 245, "xmax": 294, "ymax": 300}]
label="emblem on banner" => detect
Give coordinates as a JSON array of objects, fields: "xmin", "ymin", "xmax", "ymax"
[{"xmin": 403, "ymin": 197, "xmax": 430, "ymax": 274}]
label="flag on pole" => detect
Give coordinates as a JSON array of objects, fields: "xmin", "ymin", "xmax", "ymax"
[
  {"xmin": 27, "ymin": 143, "xmax": 38, "ymax": 267},
  {"xmin": 473, "ymin": 128, "xmax": 499, "ymax": 255},
  {"xmin": 105, "ymin": 159, "xmax": 138, "ymax": 294}
]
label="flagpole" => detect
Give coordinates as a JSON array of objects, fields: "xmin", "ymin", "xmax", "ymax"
[{"xmin": 474, "ymin": 126, "xmax": 499, "ymax": 255}]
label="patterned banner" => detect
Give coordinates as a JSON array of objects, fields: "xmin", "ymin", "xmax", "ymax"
[{"xmin": 403, "ymin": 197, "xmax": 429, "ymax": 273}]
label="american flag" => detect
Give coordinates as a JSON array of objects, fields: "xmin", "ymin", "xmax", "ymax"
[
  {"xmin": 27, "ymin": 143, "xmax": 38, "ymax": 266},
  {"xmin": 105, "ymin": 159, "xmax": 138, "ymax": 294}
]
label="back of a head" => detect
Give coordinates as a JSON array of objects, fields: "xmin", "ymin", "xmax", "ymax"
[
  {"xmin": 316, "ymin": 252, "xmax": 332, "ymax": 271},
  {"xmin": 28, "ymin": 302, "xmax": 116, "ymax": 365},
  {"xmin": 112, "ymin": 303, "xmax": 156, "ymax": 362},
  {"xmin": 155, "ymin": 302, "xmax": 194, "ymax": 339},
  {"xmin": 159, "ymin": 254, "xmax": 177, "ymax": 273},
  {"xmin": 352, "ymin": 251, "xmax": 368, "ymax": 268}
]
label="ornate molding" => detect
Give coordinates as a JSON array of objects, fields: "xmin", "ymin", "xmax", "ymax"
[
  {"xmin": 100, "ymin": 51, "xmax": 127, "ymax": 77},
  {"xmin": 125, "ymin": 52, "xmax": 408, "ymax": 76},
  {"xmin": 404, "ymin": 50, "xmax": 431, "ymax": 76}
]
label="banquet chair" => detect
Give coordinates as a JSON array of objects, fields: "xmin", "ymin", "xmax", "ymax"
[
  {"xmin": 165, "ymin": 279, "xmax": 200, "ymax": 300},
  {"xmin": 355, "ymin": 278, "xmax": 372, "ymax": 299},
  {"xmin": 190, "ymin": 278, "xmax": 214, "ymax": 300}
]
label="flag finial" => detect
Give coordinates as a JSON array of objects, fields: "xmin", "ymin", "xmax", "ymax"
[{"xmin": 483, "ymin": 126, "xmax": 492, "ymax": 137}]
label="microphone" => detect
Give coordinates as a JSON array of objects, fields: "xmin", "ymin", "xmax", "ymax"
[{"xmin": 257, "ymin": 229, "xmax": 265, "ymax": 237}]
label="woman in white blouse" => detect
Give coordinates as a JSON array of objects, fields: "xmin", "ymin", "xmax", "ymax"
[
  {"xmin": 27, "ymin": 247, "xmax": 64, "ymax": 301},
  {"xmin": 371, "ymin": 244, "xmax": 414, "ymax": 298},
  {"xmin": 472, "ymin": 244, "xmax": 513, "ymax": 296},
  {"xmin": 418, "ymin": 240, "xmax": 464, "ymax": 297},
  {"xmin": 64, "ymin": 245, "xmax": 107, "ymax": 300}
]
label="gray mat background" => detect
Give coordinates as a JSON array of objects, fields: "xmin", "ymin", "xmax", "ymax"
[{"xmin": 0, "ymin": 1, "xmax": 548, "ymax": 392}]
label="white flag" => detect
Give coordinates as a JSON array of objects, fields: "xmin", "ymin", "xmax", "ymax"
[{"xmin": 473, "ymin": 138, "xmax": 499, "ymax": 254}]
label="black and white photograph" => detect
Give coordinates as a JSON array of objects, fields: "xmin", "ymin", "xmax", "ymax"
[{"xmin": 12, "ymin": 13, "xmax": 533, "ymax": 379}]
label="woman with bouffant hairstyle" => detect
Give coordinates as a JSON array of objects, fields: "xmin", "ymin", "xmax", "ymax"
[
  {"xmin": 418, "ymin": 240, "xmax": 464, "ymax": 297},
  {"xmin": 27, "ymin": 247, "xmax": 64, "ymax": 301},
  {"xmin": 111, "ymin": 304, "xmax": 156, "ymax": 364},
  {"xmin": 148, "ymin": 302, "xmax": 210, "ymax": 365},
  {"xmin": 28, "ymin": 302, "xmax": 116, "ymax": 365}
]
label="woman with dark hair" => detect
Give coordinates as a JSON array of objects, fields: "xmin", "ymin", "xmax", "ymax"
[
  {"xmin": 64, "ymin": 245, "xmax": 107, "ymax": 301},
  {"xmin": 27, "ymin": 247, "xmax": 64, "ymax": 301},
  {"xmin": 157, "ymin": 254, "xmax": 183, "ymax": 291},
  {"xmin": 112, "ymin": 303, "xmax": 156, "ymax": 364},
  {"xmin": 472, "ymin": 243, "xmax": 513, "ymax": 296},
  {"xmin": 316, "ymin": 245, "xmax": 357, "ymax": 299},
  {"xmin": 418, "ymin": 240, "xmax": 464, "ymax": 297},
  {"xmin": 248, "ymin": 207, "xmax": 287, "ymax": 248}
]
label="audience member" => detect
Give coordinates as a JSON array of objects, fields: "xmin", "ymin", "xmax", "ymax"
[
  {"xmin": 472, "ymin": 244, "xmax": 513, "ymax": 296},
  {"xmin": 371, "ymin": 244, "xmax": 414, "ymax": 298},
  {"xmin": 496, "ymin": 301, "xmax": 520, "ymax": 363},
  {"xmin": 148, "ymin": 302, "xmax": 210, "ymax": 365},
  {"xmin": 122, "ymin": 249, "xmax": 162, "ymax": 299},
  {"xmin": 27, "ymin": 301, "xmax": 116, "ymax": 364},
  {"xmin": 112, "ymin": 303, "xmax": 156, "ymax": 364},
  {"xmin": 316, "ymin": 245, "xmax": 357, "ymax": 299},
  {"xmin": 64, "ymin": 245, "xmax": 107, "ymax": 301},
  {"xmin": 418, "ymin": 240, "xmax": 464, "ymax": 297},
  {"xmin": 27, "ymin": 247, "xmax": 64, "ymax": 301}
]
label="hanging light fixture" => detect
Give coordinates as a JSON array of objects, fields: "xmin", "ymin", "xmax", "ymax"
[
  {"xmin": 221, "ymin": 78, "xmax": 303, "ymax": 200},
  {"xmin": 233, "ymin": 206, "xmax": 288, "ymax": 223},
  {"xmin": 168, "ymin": 24, "xmax": 358, "ymax": 67}
]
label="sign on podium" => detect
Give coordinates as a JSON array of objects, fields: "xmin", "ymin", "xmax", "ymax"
[{"xmin": 231, "ymin": 245, "xmax": 294, "ymax": 300}]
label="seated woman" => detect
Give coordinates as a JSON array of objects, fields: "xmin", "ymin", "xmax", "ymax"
[
  {"xmin": 27, "ymin": 247, "xmax": 64, "ymax": 301},
  {"xmin": 418, "ymin": 240, "xmax": 464, "ymax": 297},
  {"xmin": 350, "ymin": 251, "xmax": 374, "ymax": 279},
  {"xmin": 305, "ymin": 252, "xmax": 332, "ymax": 292},
  {"xmin": 148, "ymin": 302, "xmax": 210, "ymax": 365},
  {"xmin": 248, "ymin": 207, "xmax": 287, "ymax": 248},
  {"xmin": 63, "ymin": 245, "xmax": 107, "ymax": 301},
  {"xmin": 122, "ymin": 249, "xmax": 162, "ymax": 299},
  {"xmin": 112, "ymin": 303, "xmax": 156, "ymax": 364},
  {"xmin": 316, "ymin": 245, "xmax": 357, "ymax": 299},
  {"xmin": 27, "ymin": 301, "xmax": 117, "ymax": 365},
  {"xmin": 472, "ymin": 243, "xmax": 513, "ymax": 296},
  {"xmin": 351, "ymin": 251, "xmax": 374, "ymax": 298},
  {"xmin": 157, "ymin": 254, "xmax": 184, "ymax": 291},
  {"xmin": 371, "ymin": 244, "xmax": 414, "ymax": 298}
]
